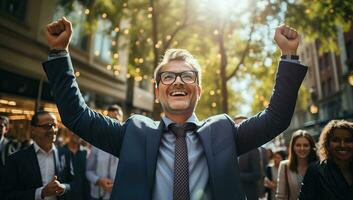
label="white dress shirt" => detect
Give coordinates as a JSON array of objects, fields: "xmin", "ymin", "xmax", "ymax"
[{"xmin": 34, "ymin": 142, "xmax": 57, "ymax": 200}]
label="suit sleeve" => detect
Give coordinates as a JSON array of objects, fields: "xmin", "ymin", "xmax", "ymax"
[
  {"xmin": 235, "ymin": 61, "xmax": 307, "ymax": 155},
  {"xmin": 42, "ymin": 56, "xmax": 126, "ymax": 156},
  {"xmin": 2, "ymin": 155, "xmax": 36, "ymax": 200}
]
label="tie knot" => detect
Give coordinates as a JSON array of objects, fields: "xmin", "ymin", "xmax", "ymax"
[{"xmin": 169, "ymin": 123, "xmax": 196, "ymax": 138}]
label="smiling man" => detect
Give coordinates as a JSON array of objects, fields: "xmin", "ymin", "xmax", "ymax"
[
  {"xmin": 41, "ymin": 17, "xmax": 307, "ymax": 200},
  {"xmin": 2, "ymin": 111, "xmax": 74, "ymax": 200}
]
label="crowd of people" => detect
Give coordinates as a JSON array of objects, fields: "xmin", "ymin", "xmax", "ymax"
[
  {"xmin": 0, "ymin": 111, "xmax": 352, "ymax": 199},
  {"xmin": 0, "ymin": 105, "xmax": 123, "ymax": 200},
  {"xmin": 234, "ymin": 116, "xmax": 353, "ymax": 200}
]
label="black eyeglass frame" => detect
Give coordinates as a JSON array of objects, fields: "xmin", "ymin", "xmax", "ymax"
[
  {"xmin": 156, "ymin": 70, "xmax": 199, "ymax": 86},
  {"xmin": 32, "ymin": 123, "xmax": 58, "ymax": 130}
]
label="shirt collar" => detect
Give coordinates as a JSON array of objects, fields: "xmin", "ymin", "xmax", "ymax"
[
  {"xmin": 33, "ymin": 141, "xmax": 56, "ymax": 155},
  {"xmin": 161, "ymin": 113, "xmax": 201, "ymax": 131}
]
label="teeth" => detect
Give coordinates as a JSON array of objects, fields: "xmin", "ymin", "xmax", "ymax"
[{"xmin": 171, "ymin": 91, "xmax": 186, "ymax": 96}]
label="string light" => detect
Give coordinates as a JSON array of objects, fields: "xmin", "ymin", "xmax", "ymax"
[
  {"xmin": 147, "ymin": 14, "xmax": 152, "ymax": 18},
  {"xmin": 114, "ymin": 70, "xmax": 120, "ymax": 76},
  {"xmin": 138, "ymin": 58, "xmax": 144, "ymax": 64},
  {"xmin": 112, "ymin": 41, "xmax": 116, "ymax": 46},
  {"xmin": 114, "ymin": 27, "xmax": 120, "ymax": 32},
  {"xmin": 166, "ymin": 35, "xmax": 171, "ymax": 40},
  {"xmin": 94, "ymin": 50, "xmax": 100, "ymax": 56},
  {"xmin": 211, "ymin": 102, "xmax": 217, "ymax": 107},
  {"xmin": 213, "ymin": 30, "xmax": 219, "ymax": 35},
  {"xmin": 148, "ymin": 7, "xmax": 153, "ymax": 11},
  {"xmin": 173, "ymin": 41, "xmax": 178, "ymax": 46},
  {"xmin": 84, "ymin": 9, "xmax": 90, "ymax": 15},
  {"xmin": 126, "ymin": 73, "xmax": 131, "ymax": 78},
  {"xmin": 123, "ymin": 3, "xmax": 127, "ymax": 7},
  {"xmin": 136, "ymin": 68, "xmax": 141, "ymax": 73},
  {"xmin": 102, "ymin": 13, "xmax": 107, "ymax": 19},
  {"xmin": 124, "ymin": 29, "xmax": 129, "ymax": 34},
  {"xmin": 75, "ymin": 71, "xmax": 80, "ymax": 77},
  {"xmin": 209, "ymin": 90, "xmax": 215, "ymax": 95},
  {"xmin": 106, "ymin": 65, "xmax": 112, "ymax": 70},
  {"xmin": 113, "ymin": 53, "xmax": 119, "ymax": 59}
]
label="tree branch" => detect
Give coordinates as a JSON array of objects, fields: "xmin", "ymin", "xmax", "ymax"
[{"xmin": 226, "ymin": 23, "xmax": 255, "ymax": 81}]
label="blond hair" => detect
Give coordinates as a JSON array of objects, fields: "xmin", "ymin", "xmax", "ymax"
[{"xmin": 154, "ymin": 49, "xmax": 202, "ymax": 87}]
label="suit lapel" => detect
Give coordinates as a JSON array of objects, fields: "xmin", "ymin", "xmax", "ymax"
[
  {"xmin": 29, "ymin": 145, "xmax": 44, "ymax": 186},
  {"xmin": 53, "ymin": 147, "xmax": 60, "ymax": 177},
  {"xmin": 196, "ymin": 123, "xmax": 215, "ymax": 185},
  {"xmin": 146, "ymin": 121, "xmax": 163, "ymax": 194}
]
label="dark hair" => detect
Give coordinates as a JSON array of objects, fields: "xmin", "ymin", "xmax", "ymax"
[
  {"xmin": 288, "ymin": 130, "xmax": 318, "ymax": 172},
  {"xmin": 318, "ymin": 120, "xmax": 353, "ymax": 161},
  {"xmin": 31, "ymin": 111, "xmax": 52, "ymax": 126},
  {"xmin": 274, "ymin": 150, "xmax": 287, "ymax": 160},
  {"xmin": 0, "ymin": 115, "xmax": 10, "ymax": 128},
  {"xmin": 108, "ymin": 104, "xmax": 122, "ymax": 112}
]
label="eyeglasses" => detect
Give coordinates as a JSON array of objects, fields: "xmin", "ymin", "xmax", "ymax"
[
  {"xmin": 33, "ymin": 123, "xmax": 57, "ymax": 130},
  {"xmin": 158, "ymin": 71, "xmax": 198, "ymax": 85}
]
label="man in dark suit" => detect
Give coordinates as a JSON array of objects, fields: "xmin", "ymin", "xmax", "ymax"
[
  {"xmin": 234, "ymin": 116, "xmax": 262, "ymax": 200},
  {"xmin": 42, "ymin": 17, "xmax": 307, "ymax": 200},
  {"xmin": 2, "ymin": 111, "xmax": 74, "ymax": 200}
]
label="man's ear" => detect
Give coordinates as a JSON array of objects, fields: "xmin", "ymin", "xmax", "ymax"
[
  {"xmin": 197, "ymin": 85, "xmax": 202, "ymax": 100},
  {"xmin": 154, "ymin": 87, "xmax": 160, "ymax": 103},
  {"xmin": 30, "ymin": 127, "xmax": 36, "ymax": 138}
]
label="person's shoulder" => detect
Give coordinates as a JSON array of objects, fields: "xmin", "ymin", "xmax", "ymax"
[
  {"xmin": 128, "ymin": 114, "xmax": 160, "ymax": 128},
  {"xmin": 279, "ymin": 159, "xmax": 289, "ymax": 167},
  {"xmin": 204, "ymin": 114, "xmax": 233, "ymax": 124},
  {"xmin": 7, "ymin": 144, "xmax": 33, "ymax": 161}
]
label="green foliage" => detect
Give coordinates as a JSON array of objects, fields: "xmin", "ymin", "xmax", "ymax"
[{"xmin": 261, "ymin": 0, "xmax": 353, "ymax": 53}]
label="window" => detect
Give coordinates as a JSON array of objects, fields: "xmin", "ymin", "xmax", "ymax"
[
  {"xmin": 54, "ymin": 1, "xmax": 88, "ymax": 50},
  {"xmin": 0, "ymin": 0, "xmax": 27, "ymax": 20},
  {"xmin": 94, "ymin": 19, "xmax": 115, "ymax": 63}
]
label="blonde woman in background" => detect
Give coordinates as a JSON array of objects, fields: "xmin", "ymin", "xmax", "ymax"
[{"xmin": 276, "ymin": 130, "xmax": 318, "ymax": 200}]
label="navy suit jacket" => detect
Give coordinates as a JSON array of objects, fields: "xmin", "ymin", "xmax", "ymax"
[
  {"xmin": 42, "ymin": 57, "xmax": 307, "ymax": 200},
  {"xmin": 2, "ymin": 144, "xmax": 74, "ymax": 200}
]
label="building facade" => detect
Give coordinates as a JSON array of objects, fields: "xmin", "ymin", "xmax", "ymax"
[
  {"xmin": 286, "ymin": 26, "xmax": 353, "ymax": 140},
  {"xmin": 0, "ymin": 0, "xmax": 154, "ymax": 140}
]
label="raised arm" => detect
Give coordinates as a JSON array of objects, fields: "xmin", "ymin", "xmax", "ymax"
[
  {"xmin": 235, "ymin": 25, "xmax": 308, "ymax": 155},
  {"xmin": 42, "ymin": 17, "xmax": 126, "ymax": 156}
]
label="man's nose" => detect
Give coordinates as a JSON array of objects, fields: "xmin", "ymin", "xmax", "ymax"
[
  {"xmin": 340, "ymin": 140, "xmax": 346, "ymax": 147},
  {"xmin": 173, "ymin": 76, "xmax": 184, "ymax": 84}
]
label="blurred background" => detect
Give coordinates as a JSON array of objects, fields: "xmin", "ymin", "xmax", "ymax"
[{"xmin": 0, "ymin": 0, "xmax": 353, "ymax": 149}]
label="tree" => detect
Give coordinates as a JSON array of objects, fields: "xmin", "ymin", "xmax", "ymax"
[{"xmin": 260, "ymin": 0, "xmax": 353, "ymax": 53}]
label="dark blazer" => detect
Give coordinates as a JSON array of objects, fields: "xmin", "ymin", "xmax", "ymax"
[
  {"xmin": 65, "ymin": 146, "xmax": 90, "ymax": 200},
  {"xmin": 238, "ymin": 148, "xmax": 261, "ymax": 200},
  {"xmin": 299, "ymin": 160, "xmax": 353, "ymax": 200},
  {"xmin": 2, "ymin": 144, "xmax": 74, "ymax": 200},
  {"xmin": 42, "ymin": 57, "xmax": 307, "ymax": 200}
]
